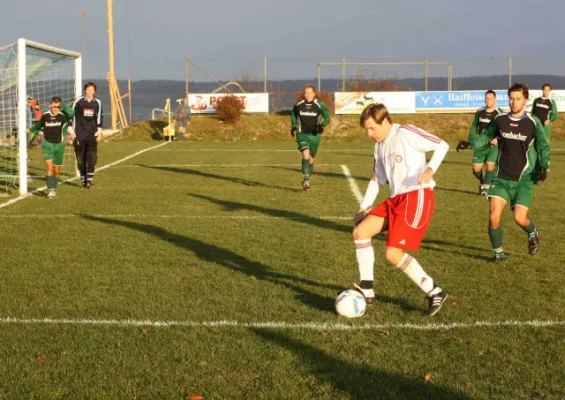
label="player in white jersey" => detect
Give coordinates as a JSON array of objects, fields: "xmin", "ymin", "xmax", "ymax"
[{"xmin": 351, "ymin": 103, "xmax": 450, "ymax": 316}]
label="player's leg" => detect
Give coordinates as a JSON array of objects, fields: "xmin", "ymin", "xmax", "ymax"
[
  {"xmin": 472, "ymin": 148, "xmax": 488, "ymax": 195},
  {"xmin": 296, "ymin": 133, "xmax": 312, "ymax": 190},
  {"xmin": 387, "ymin": 188, "xmax": 447, "ymax": 316},
  {"xmin": 352, "ymin": 212, "xmax": 389, "ymax": 304},
  {"xmin": 484, "ymin": 145, "xmax": 499, "ymax": 194},
  {"xmin": 487, "ymin": 180, "xmax": 510, "ymax": 261},
  {"xmin": 308, "ymin": 134, "xmax": 320, "ymax": 177},
  {"xmin": 42, "ymin": 141, "xmax": 56, "ymax": 198},
  {"xmin": 73, "ymin": 140, "xmax": 87, "ymax": 187},
  {"xmin": 85, "ymin": 139, "xmax": 98, "ymax": 189},
  {"xmin": 512, "ymin": 182, "xmax": 538, "ymax": 255}
]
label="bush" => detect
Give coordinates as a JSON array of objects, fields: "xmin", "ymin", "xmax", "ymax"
[
  {"xmin": 215, "ymin": 95, "xmax": 245, "ymax": 124},
  {"xmin": 293, "ymin": 91, "xmax": 334, "ymax": 113}
]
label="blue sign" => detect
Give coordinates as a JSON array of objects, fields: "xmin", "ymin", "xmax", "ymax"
[{"xmin": 415, "ymin": 90, "xmax": 509, "ymax": 110}]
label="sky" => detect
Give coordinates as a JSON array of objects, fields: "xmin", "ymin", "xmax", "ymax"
[{"xmin": 4, "ymin": 0, "xmax": 565, "ymax": 82}]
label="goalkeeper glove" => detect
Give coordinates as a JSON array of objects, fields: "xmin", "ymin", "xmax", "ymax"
[
  {"xmin": 316, "ymin": 124, "xmax": 324, "ymax": 134},
  {"xmin": 537, "ymin": 167, "xmax": 547, "ymax": 182},
  {"xmin": 456, "ymin": 140, "xmax": 471, "ymax": 152},
  {"xmin": 290, "ymin": 127, "xmax": 297, "ymax": 137}
]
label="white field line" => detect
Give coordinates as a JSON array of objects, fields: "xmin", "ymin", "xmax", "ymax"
[
  {"xmin": 0, "ymin": 142, "xmax": 169, "ymax": 210},
  {"xmin": 118, "ymin": 163, "xmax": 366, "ymax": 168},
  {"xmin": 0, "ymin": 214, "xmax": 351, "ymax": 220},
  {"xmin": 341, "ymin": 165, "xmax": 363, "ymax": 204},
  {"xmin": 0, "ymin": 317, "xmax": 563, "ymax": 331},
  {"xmin": 152, "ymin": 148, "xmax": 565, "ymax": 153}
]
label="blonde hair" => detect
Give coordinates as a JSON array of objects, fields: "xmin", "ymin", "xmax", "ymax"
[{"xmin": 359, "ymin": 103, "xmax": 392, "ymax": 126}]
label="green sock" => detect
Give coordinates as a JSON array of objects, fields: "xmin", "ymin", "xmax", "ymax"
[
  {"xmin": 46, "ymin": 176, "xmax": 56, "ymax": 190},
  {"xmin": 488, "ymin": 227, "xmax": 504, "ymax": 253},
  {"xmin": 309, "ymin": 162, "xmax": 314, "ymax": 175},
  {"xmin": 523, "ymin": 221, "xmax": 536, "ymax": 237},
  {"xmin": 54, "ymin": 176, "xmax": 59, "ymax": 189},
  {"xmin": 484, "ymin": 170, "xmax": 495, "ymax": 185},
  {"xmin": 473, "ymin": 170, "xmax": 483, "ymax": 181},
  {"xmin": 301, "ymin": 159, "xmax": 310, "ymax": 180}
]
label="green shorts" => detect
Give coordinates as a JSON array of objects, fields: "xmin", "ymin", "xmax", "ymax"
[
  {"xmin": 42, "ymin": 140, "xmax": 65, "ymax": 166},
  {"xmin": 473, "ymin": 145, "xmax": 498, "ymax": 165},
  {"xmin": 488, "ymin": 178, "xmax": 534, "ymax": 209},
  {"xmin": 296, "ymin": 133, "xmax": 321, "ymax": 158}
]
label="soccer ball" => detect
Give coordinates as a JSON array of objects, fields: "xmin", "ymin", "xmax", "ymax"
[{"xmin": 335, "ymin": 290, "xmax": 367, "ymax": 318}]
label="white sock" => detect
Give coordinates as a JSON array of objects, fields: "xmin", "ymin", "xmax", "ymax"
[
  {"xmin": 354, "ymin": 239, "xmax": 374, "ymax": 282},
  {"xmin": 396, "ymin": 254, "xmax": 435, "ymax": 293}
]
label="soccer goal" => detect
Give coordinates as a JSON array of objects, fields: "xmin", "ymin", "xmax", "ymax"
[{"xmin": 0, "ymin": 38, "xmax": 81, "ymax": 196}]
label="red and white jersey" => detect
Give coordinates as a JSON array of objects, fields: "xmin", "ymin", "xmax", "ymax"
[{"xmin": 360, "ymin": 123, "xmax": 449, "ymax": 209}]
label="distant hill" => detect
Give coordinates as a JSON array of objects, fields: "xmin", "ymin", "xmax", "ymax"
[{"xmin": 87, "ymin": 75, "xmax": 565, "ymax": 122}]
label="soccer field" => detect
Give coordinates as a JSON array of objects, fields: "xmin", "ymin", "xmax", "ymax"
[{"xmin": 1, "ymin": 140, "xmax": 565, "ymax": 398}]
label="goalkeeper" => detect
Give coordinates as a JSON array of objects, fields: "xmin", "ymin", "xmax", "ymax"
[
  {"xmin": 28, "ymin": 97, "xmax": 75, "ymax": 199},
  {"xmin": 290, "ymin": 84, "xmax": 331, "ymax": 191},
  {"xmin": 175, "ymin": 97, "xmax": 191, "ymax": 141},
  {"xmin": 71, "ymin": 82, "xmax": 103, "ymax": 189}
]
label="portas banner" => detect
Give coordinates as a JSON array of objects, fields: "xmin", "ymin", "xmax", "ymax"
[{"xmin": 187, "ymin": 93, "xmax": 269, "ymax": 114}]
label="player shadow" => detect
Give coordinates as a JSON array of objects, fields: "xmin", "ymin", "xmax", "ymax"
[
  {"xmin": 139, "ymin": 164, "xmax": 301, "ymax": 193},
  {"xmin": 251, "ymin": 329, "xmax": 471, "ymax": 400},
  {"xmin": 435, "ymin": 187, "xmax": 477, "ymax": 196},
  {"xmin": 268, "ymin": 165, "xmax": 370, "ymax": 182},
  {"xmin": 80, "ymin": 215, "xmax": 339, "ymax": 313},
  {"xmin": 333, "ymin": 284, "xmax": 421, "ymax": 313},
  {"xmin": 188, "ymin": 192, "xmax": 353, "ymax": 233}
]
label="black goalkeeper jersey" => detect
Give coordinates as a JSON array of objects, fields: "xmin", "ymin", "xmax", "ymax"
[{"xmin": 72, "ymin": 96, "xmax": 103, "ymax": 140}]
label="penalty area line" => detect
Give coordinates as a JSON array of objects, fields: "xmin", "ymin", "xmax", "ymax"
[
  {"xmin": 0, "ymin": 142, "xmax": 170, "ymax": 210},
  {"xmin": 0, "ymin": 317, "xmax": 563, "ymax": 331}
]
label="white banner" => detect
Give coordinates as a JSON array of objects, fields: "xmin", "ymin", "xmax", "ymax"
[
  {"xmin": 335, "ymin": 92, "xmax": 416, "ymax": 114},
  {"xmin": 187, "ymin": 93, "xmax": 269, "ymax": 114}
]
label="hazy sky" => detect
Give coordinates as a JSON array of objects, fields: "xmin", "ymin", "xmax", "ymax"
[{"xmin": 5, "ymin": 0, "xmax": 565, "ymax": 81}]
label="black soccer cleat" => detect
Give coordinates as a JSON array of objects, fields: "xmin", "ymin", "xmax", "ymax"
[
  {"xmin": 491, "ymin": 252, "xmax": 506, "ymax": 263},
  {"xmin": 353, "ymin": 283, "xmax": 375, "ymax": 305},
  {"xmin": 425, "ymin": 289, "xmax": 448, "ymax": 316},
  {"xmin": 528, "ymin": 231, "xmax": 539, "ymax": 256},
  {"xmin": 84, "ymin": 182, "xmax": 92, "ymax": 190}
]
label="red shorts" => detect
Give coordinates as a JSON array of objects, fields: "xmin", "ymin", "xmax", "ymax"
[{"xmin": 367, "ymin": 188, "xmax": 435, "ymax": 251}]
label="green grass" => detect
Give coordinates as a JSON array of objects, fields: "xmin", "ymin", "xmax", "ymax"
[{"xmin": 0, "ymin": 140, "xmax": 565, "ymax": 398}]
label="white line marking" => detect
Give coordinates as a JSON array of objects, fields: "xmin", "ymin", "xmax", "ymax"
[
  {"xmin": 118, "ymin": 163, "xmax": 366, "ymax": 168},
  {"xmin": 150, "ymin": 148, "xmax": 565, "ymax": 153},
  {"xmin": 341, "ymin": 165, "xmax": 363, "ymax": 204},
  {"xmin": 0, "ymin": 142, "xmax": 169, "ymax": 210},
  {"xmin": 0, "ymin": 214, "xmax": 351, "ymax": 220},
  {"xmin": 0, "ymin": 317, "xmax": 563, "ymax": 331}
]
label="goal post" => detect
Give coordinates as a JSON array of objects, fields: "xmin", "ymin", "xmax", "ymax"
[{"xmin": 0, "ymin": 38, "xmax": 81, "ymax": 196}]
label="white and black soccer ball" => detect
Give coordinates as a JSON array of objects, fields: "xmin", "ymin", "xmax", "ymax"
[{"xmin": 335, "ymin": 289, "xmax": 367, "ymax": 318}]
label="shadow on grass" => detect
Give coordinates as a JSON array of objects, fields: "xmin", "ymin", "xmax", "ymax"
[
  {"xmin": 190, "ymin": 192, "xmax": 493, "ymax": 261},
  {"xmin": 251, "ymin": 329, "xmax": 471, "ymax": 400},
  {"xmin": 81, "ymin": 215, "xmax": 339, "ymax": 313},
  {"xmin": 268, "ymin": 165, "xmax": 370, "ymax": 182},
  {"xmin": 435, "ymin": 187, "xmax": 477, "ymax": 196},
  {"xmin": 189, "ymin": 192, "xmax": 352, "ymax": 233},
  {"xmin": 140, "ymin": 165, "xmax": 302, "ymax": 193}
]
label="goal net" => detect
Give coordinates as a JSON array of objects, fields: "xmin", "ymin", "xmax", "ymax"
[{"xmin": 0, "ymin": 38, "xmax": 81, "ymax": 196}]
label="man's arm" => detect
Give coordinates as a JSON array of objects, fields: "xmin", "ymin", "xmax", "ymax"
[
  {"xmin": 290, "ymin": 104, "xmax": 298, "ymax": 129},
  {"xmin": 470, "ymin": 120, "xmax": 496, "ymax": 149},
  {"xmin": 60, "ymin": 103, "xmax": 75, "ymax": 122},
  {"xmin": 534, "ymin": 118, "xmax": 551, "ymax": 169},
  {"xmin": 405, "ymin": 126, "xmax": 449, "ymax": 174},
  {"xmin": 319, "ymin": 101, "xmax": 331, "ymax": 127},
  {"xmin": 359, "ymin": 157, "xmax": 385, "ymax": 211},
  {"xmin": 468, "ymin": 110, "xmax": 480, "ymax": 142},
  {"xmin": 550, "ymin": 100, "xmax": 558, "ymax": 123}
]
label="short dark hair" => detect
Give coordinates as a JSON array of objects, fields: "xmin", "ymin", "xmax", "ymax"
[
  {"xmin": 508, "ymin": 83, "xmax": 529, "ymax": 99},
  {"xmin": 303, "ymin": 84, "xmax": 316, "ymax": 92},
  {"xmin": 542, "ymin": 83, "xmax": 551, "ymax": 90},
  {"xmin": 51, "ymin": 96, "xmax": 62, "ymax": 104},
  {"xmin": 485, "ymin": 90, "xmax": 496, "ymax": 97},
  {"xmin": 84, "ymin": 81, "xmax": 97, "ymax": 92}
]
